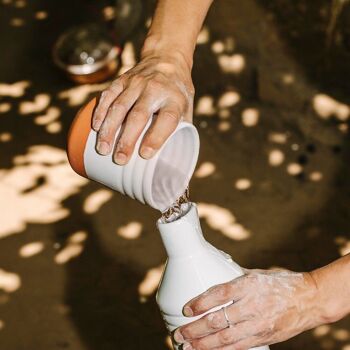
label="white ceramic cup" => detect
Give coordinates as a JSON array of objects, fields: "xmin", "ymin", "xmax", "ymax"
[{"xmin": 67, "ymin": 98, "xmax": 200, "ymax": 212}]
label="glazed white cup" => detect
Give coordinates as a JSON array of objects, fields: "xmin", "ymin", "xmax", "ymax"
[{"xmin": 67, "ymin": 98, "xmax": 200, "ymax": 212}]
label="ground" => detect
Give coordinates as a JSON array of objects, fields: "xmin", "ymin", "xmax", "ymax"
[{"xmin": 0, "ymin": 0, "xmax": 350, "ymax": 349}]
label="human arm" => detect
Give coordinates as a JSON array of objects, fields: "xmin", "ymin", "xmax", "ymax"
[
  {"xmin": 173, "ymin": 254, "xmax": 350, "ymax": 350},
  {"xmin": 92, "ymin": 0, "xmax": 213, "ymax": 165}
]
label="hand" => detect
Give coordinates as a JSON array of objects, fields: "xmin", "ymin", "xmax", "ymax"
[
  {"xmin": 92, "ymin": 50, "xmax": 194, "ymax": 165},
  {"xmin": 174, "ymin": 269, "xmax": 322, "ymax": 350}
]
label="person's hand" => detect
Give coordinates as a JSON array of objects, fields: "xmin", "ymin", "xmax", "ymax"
[
  {"xmin": 92, "ymin": 50, "xmax": 194, "ymax": 165},
  {"xmin": 174, "ymin": 269, "xmax": 322, "ymax": 350}
]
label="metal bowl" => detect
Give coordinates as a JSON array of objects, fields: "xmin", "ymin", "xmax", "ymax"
[{"xmin": 53, "ymin": 23, "xmax": 121, "ymax": 83}]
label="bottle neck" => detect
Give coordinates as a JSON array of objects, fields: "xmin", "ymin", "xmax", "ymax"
[{"xmin": 157, "ymin": 203, "xmax": 207, "ymax": 258}]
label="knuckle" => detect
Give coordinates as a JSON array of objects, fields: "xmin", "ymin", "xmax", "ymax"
[
  {"xmin": 128, "ymin": 109, "xmax": 148, "ymax": 122},
  {"xmin": 111, "ymin": 102, "xmax": 127, "ymax": 114},
  {"xmin": 130, "ymin": 75, "xmax": 144, "ymax": 86},
  {"xmin": 219, "ymin": 329, "xmax": 234, "ymax": 345},
  {"xmin": 162, "ymin": 111, "xmax": 179, "ymax": 123},
  {"xmin": 147, "ymin": 79, "xmax": 163, "ymax": 91},
  {"xmin": 205, "ymin": 312, "xmax": 222, "ymax": 330},
  {"xmin": 193, "ymin": 342, "xmax": 208, "ymax": 350}
]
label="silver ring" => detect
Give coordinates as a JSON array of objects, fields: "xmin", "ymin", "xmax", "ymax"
[{"xmin": 222, "ymin": 306, "xmax": 231, "ymax": 328}]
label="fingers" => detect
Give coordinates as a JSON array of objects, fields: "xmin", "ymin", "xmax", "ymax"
[
  {"xmin": 96, "ymin": 86, "xmax": 141, "ymax": 156},
  {"xmin": 190, "ymin": 322, "xmax": 252, "ymax": 349},
  {"xmin": 184, "ymin": 277, "xmax": 245, "ymax": 317},
  {"xmin": 174, "ymin": 306, "xmax": 235, "ymax": 343},
  {"xmin": 113, "ymin": 96, "xmax": 156, "ymax": 165},
  {"xmin": 214, "ymin": 335, "xmax": 259, "ymax": 350},
  {"xmin": 139, "ymin": 101, "xmax": 182, "ymax": 159},
  {"xmin": 92, "ymin": 80, "xmax": 124, "ymax": 131}
]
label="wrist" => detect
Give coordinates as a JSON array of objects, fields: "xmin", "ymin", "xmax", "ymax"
[{"xmin": 141, "ymin": 34, "xmax": 194, "ymax": 70}]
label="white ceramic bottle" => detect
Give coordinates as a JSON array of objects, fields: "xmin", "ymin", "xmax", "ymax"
[{"xmin": 156, "ymin": 203, "xmax": 270, "ymax": 350}]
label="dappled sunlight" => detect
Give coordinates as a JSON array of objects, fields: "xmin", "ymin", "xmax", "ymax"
[
  {"xmin": 54, "ymin": 231, "xmax": 87, "ymax": 265},
  {"xmin": 119, "ymin": 41, "xmax": 136, "ymax": 74},
  {"xmin": 35, "ymin": 11, "xmax": 48, "ymax": 20},
  {"xmin": 10, "ymin": 18, "xmax": 25, "ymax": 27},
  {"xmin": 309, "ymin": 171, "xmax": 323, "ymax": 182},
  {"xmin": 0, "ymin": 102, "xmax": 11, "ymax": 113},
  {"xmin": 0, "ymin": 145, "xmax": 88, "ymax": 238},
  {"xmin": 313, "ymin": 94, "xmax": 350, "ymax": 121},
  {"xmin": 138, "ymin": 264, "xmax": 164, "ymax": 302},
  {"xmin": 218, "ymin": 108, "xmax": 230, "ymax": 119},
  {"xmin": 117, "ymin": 221, "xmax": 142, "ymax": 240},
  {"xmin": 218, "ymin": 120, "xmax": 231, "ymax": 132},
  {"xmin": 0, "ymin": 320, "xmax": 4, "ymax": 331},
  {"xmin": 211, "ymin": 41, "xmax": 225, "ymax": 54},
  {"xmin": 217, "ymin": 53, "xmax": 245, "ymax": 74},
  {"xmin": 197, "ymin": 203, "xmax": 250, "ymax": 240},
  {"xmin": 313, "ymin": 324, "xmax": 350, "ymax": 349},
  {"xmin": 83, "ymin": 189, "xmax": 113, "ymax": 214},
  {"xmin": 287, "ymin": 163, "xmax": 303, "ymax": 176},
  {"xmin": 58, "ymin": 83, "xmax": 109, "ymax": 107},
  {"xmin": 19, "ymin": 241, "xmax": 44, "ymax": 258},
  {"xmin": 197, "ymin": 26, "xmax": 210, "ymax": 45},
  {"xmin": 269, "ymin": 149, "xmax": 285, "ymax": 167},
  {"xmin": 195, "ymin": 161, "xmax": 216, "ymax": 178},
  {"xmin": 234, "ymin": 178, "xmax": 252, "ymax": 191},
  {"xmin": 0, "ymin": 132, "xmax": 12, "ymax": 142},
  {"xmin": 217, "ymin": 91, "xmax": 240, "ymax": 108},
  {"xmin": 45, "ymin": 121, "xmax": 62, "ymax": 134},
  {"xmin": 34, "ymin": 106, "xmax": 60, "ymax": 125},
  {"xmin": 241, "ymin": 108, "xmax": 259, "ymax": 127},
  {"xmin": 102, "ymin": 6, "xmax": 115, "ymax": 21},
  {"xmin": 0, "ymin": 269, "xmax": 21, "ymax": 293},
  {"xmin": 268, "ymin": 132, "xmax": 288, "ymax": 144},
  {"xmin": 19, "ymin": 93, "xmax": 50, "ymax": 114},
  {"xmin": 195, "ymin": 95, "xmax": 216, "ymax": 116},
  {"xmin": 0, "ymin": 80, "xmax": 30, "ymax": 97},
  {"xmin": 281, "ymin": 73, "xmax": 295, "ymax": 85}
]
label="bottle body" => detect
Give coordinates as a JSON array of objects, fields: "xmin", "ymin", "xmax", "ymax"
[{"xmin": 156, "ymin": 204, "xmax": 269, "ymax": 350}]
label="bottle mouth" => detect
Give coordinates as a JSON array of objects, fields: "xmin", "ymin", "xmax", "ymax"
[{"xmin": 160, "ymin": 188, "xmax": 192, "ymax": 223}]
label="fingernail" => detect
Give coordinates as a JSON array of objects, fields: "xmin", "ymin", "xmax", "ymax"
[
  {"xmin": 114, "ymin": 152, "xmax": 127, "ymax": 165},
  {"xmin": 174, "ymin": 330, "xmax": 185, "ymax": 343},
  {"xmin": 183, "ymin": 343, "xmax": 193, "ymax": 350},
  {"xmin": 93, "ymin": 119, "xmax": 102, "ymax": 130},
  {"xmin": 96, "ymin": 141, "xmax": 110, "ymax": 155},
  {"xmin": 140, "ymin": 146, "xmax": 155, "ymax": 159},
  {"xmin": 183, "ymin": 306, "xmax": 193, "ymax": 317}
]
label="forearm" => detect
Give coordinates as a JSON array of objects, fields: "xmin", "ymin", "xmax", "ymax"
[
  {"xmin": 141, "ymin": 0, "xmax": 213, "ymax": 67},
  {"xmin": 311, "ymin": 254, "xmax": 350, "ymax": 323}
]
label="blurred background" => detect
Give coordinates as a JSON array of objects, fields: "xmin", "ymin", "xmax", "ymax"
[{"xmin": 1, "ymin": 0, "xmax": 350, "ymax": 349}]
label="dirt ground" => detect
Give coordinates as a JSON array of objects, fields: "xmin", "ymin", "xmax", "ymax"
[{"xmin": 0, "ymin": 0, "xmax": 350, "ymax": 349}]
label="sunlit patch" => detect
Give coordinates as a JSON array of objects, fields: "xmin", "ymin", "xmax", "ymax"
[
  {"xmin": 34, "ymin": 106, "xmax": 60, "ymax": 125},
  {"xmin": 165, "ymin": 335, "xmax": 172, "ymax": 349},
  {"xmin": 219, "ymin": 109, "xmax": 230, "ymax": 119},
  {"xmin": 2, "ymin": 0, "xmax": 12, "ymax": 4},
  {"xmin": 224, "ymin": 37, "xmax": 235, "ymax": 52},
  {"xmin": 197, "ymin": 203, "xmax": 250, "ymax": 240},
  {"xmin": 145, "ymin": 17, "xmax": 152, "ymax": 28},
  {"xmin": 46, "ymin": 121, "xmax": 62, "ymax": 134},
  {"xmin": 333, "ymin": 329, "xmax": 350, "ymax": 341},
  {"xmin": 235, "ymin": 178, "xmax": 251, "ymax": 190},
  {"xmin": 58, "ymin": 82, "xmax": 108, "ymax": 107},
  {"xmin": 54, "ymin": 244, "xmax": 83, "ymax": 265},
  {"xmin": 35, "ymin": 11, "xmax": 48, "ymax": 20},
  {"xmin": 313, "ymin": 94, "xmax": 350, "ymax": 121},
  {"xmin": 211, "ymin": 41, "xmax": 225, "ymax": 54},
  {"xmin": 199, "ymin": 120, "xmax": 208, "ymax": 129},
  {"xmin": 218, "ymin": 121, "xmax": 231, "ymax": 132},
  {"xmin": 197, "ymin": 26, "xmax": 209, "ymax": 44},
  {"xmin": 218, "ymin": 54, "xmax": 245, "ymax": 74},
  {"xmin": 15, "ymin": 0, "xmax": 26, "ymax": 7},
  {"xmin": 269, "ymin": 149, "xmax": 285, "ymax": 167},
  {"xmin": 218, "ymin": 91, "xmax": 240, "ymax": 109},
  {"xmin": 0, "ymin": 269, "xmax": 21, "ymax": 292},
  {"xmin": 287, "ymin": 163, "xmax": 303, "ymax": 176},
  {"xmin": 241, "ymin": 108, "xmax": 259, "ymax": 127},
  {"xmin": 291, "ymin": 143, "xmax": 300, "ymax": 151},
  {"xmin": 0, "ymin": 103, "xmax": 11, "ymax": 113},
  {"xmin": 69, "ymin": 230, "xmax": 87, "ymax": 244},
  {"xmin": 10, "ymin": 18, "xmax": 25, "ymax": 26},
  {"xmin": 313, "ymin": 325, "xmax": 331, "ymax": 337},
  {"xmin": 338, "ymin": 123, "xmax": 348, "ymax": 133},
  {"xmin": 0, "ymin": 132, "xmax": 12, "ymax": 142},
  {"xmin": 0, "ymin": 145, "xmax": 88, "ymax": 238},
  {"xmin": 195, "ymin": 95, "xmax": 216, "ymax": 116},
  {"xmin": 281, "ymin": 73, "xmax": 295, "ymax": 85},
  {"xmin": 268, "ymin": 132, "xmax": 288, "ymax": 144},
  {"xmin": 19, "ymin": 241, "xmax": 44, "ymax": 258},
  {"xmin": 19, "ymin": 93, "xmax": 50, "ymax": 114},
  {"xmin": 0, "ymin": 81, "xmax": 30, "ymax": 97},
  {"xmin": 83, "ymin": 189, "xmax": 113, "ymax": 214},
  {"xmin": 309, "ymin": 171, "xmax": 323, "ymax": 182},
  {"xmin": 117, "ymin": 222, "xmax": 142, "ymax": 239},
  {"xmin": 195, "ymin": 162, "xmax": 216, "ymax": 178},
  {"xmin": 138, "ymin": 265, "xmax": 164, "ymax": 302},
  {"xmin": 102, "ymin": 6, "xmax": 115, "ymax": 20},
  {"xmin": 119, "ymin": 41, "xmax": 136, "ymax": 74}
]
